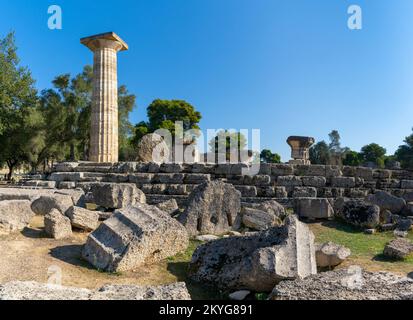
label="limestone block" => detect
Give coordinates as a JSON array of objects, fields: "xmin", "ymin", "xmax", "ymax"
[
  {"xmin": 44, "ymin": 209, "xmax": 72, "ymax": 240},
  {"xmin": 295, "ymin": 198, "xmax": 334, "ymax": 219}
]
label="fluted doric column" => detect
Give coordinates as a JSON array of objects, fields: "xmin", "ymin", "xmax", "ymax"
[{"xmin": 81, "ymin": 32, "xmax": 128, "ymax": 163}]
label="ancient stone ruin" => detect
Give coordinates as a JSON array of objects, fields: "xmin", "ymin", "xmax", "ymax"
[{"xmin": 1, "ymin": 31, "xmax": 413, "ymax": 302}]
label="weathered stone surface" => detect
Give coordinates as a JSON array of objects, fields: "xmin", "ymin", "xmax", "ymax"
[
  {"xmin": 81, "ymin": 32, "xmax": 128, "ymax": 163},
  {"xmin": 128, "ymin": 173, "xmax": 154, "ymax": 184},
  {"xmin": 58, "ymin": 182, "xmax": 77, "ymax": 189},
  {"xmin": 302, "ymin": 176, "xmax": 326, "ymax": 187},
  {"xmin": 178, "ymin": 181, "xmax": 242, "ymax": 236},
  {"xmin": 0, "ymin": 281, "xmax": 191, "ymax": 300},
  {"xmin": 292, "ymin": 187, "xmax": 317, "ymax": 198},
  {"xmin": 315, "ymin": 242, "xmax": 351, "ymax": 268},
  {"xmin": 271, "ymin": 164, "xmax": 294, "ymax": 176},
  {"xmin": 336, "ymin": 199, "xmax": 380, "ymax": 229},
  {"xmin": 56, "ymin": 189, "xmax": 86, "ymax": 208},
  {"xmin": 91, "ymin": 282, "xmax": 191, "ymax": 300},
  {"xmin": 154, "ymin": 173, "xmax": 184, "ymax": 184},
  {"xmin": 54, "ymin": 162, "xmax": 80, "ymax": 172},
  {"xmin": 277, "ymin": 176, "xmax": 302, "ymax": 187},
  {"xmin": 0, "ymin": 200, "xmax": 35, "ymax": 233},
  {"xmin": 242, "ymin": 200, "xmax": 286, "ymax": 219},
  {"xmin": 195, "ymin": 235, "xmax": 219, "ymax": 242},
  {"xmin": 331, "ymin": 177, "xmax": 356, "ymax": 188},
  {"xmin": 396, "ymin": 218, "xmax": 412, "ymax": 232},
  {"xmin": 394, "ymin": 230, "xmax": 408, "ymax": 238},
  {"xmin": 241, "ymin": 207, "xmax": 282, "ymax": 231},
  {"xmin": 91, "ymin": 183, "xmax": 146, "ymax": 209},
  {"xmin": 49, "ymin": 172, "xmax": 84, "ymax": 182},
  {"xmin": 189, "ymin": 216, "xmax": 316, "ymax": 291},
  {"xmin": 401, "ymin": 180, "xmax": 413, "ymax": 189},
  {"xmin": 184, "ymin": 174, "xmax": 211, "ymax": 184},
  {"xmin": 0, "ymin": 188, "xmax": 50, "ymax": 202},
  {"xmin": 23, "ymin": 180, "xmax": 56, "ymax": 188},
  {"xmin": 234, "ymin": 186, "xmax": 257, "ymax": 197},
  {"xmin": 82, "ymin": 204, "xmax": 189, "ymax": 272},
  {"xmin": 366, "ymin": 191, "xmax": 406, "ymax": 214},
  {"xmin": 270, "ymin": 267, "xmax": 413, "ymax": 300},
  {"xmin": 295, "ymin": 198, "xmax": 334, "ymax": 220},
  {"xmin": 66, "ymin": 206, "xmax": 99, "ymax": 231},
  {"xmin": 44, "ymin": 209, "xmax": 72, "ymax": 240},
  {"xmin": 155, "ymin": 199, "xmax": 179, "ymax": 216},
  {"xmin": 383, "ymin": 238, "xmax": 413, "ymax": 259},
  {"xmin": 31, "ymin": 194, "xmax": 74, "ymax": 216},
  {"xmin": 137, "ymin": 133, "xmax": 169, "ymax": 163}
]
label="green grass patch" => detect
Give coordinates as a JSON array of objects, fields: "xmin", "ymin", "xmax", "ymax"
[{"xmin": 310, "ymin": 221, "xmax": 413, "ymax": 273}]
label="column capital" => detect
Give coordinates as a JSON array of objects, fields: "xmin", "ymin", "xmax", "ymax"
[{"xmin": 81, "ymin": 32, "xmax": 128, "ymax": 52}]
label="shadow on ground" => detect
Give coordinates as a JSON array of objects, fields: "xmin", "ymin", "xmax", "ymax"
[
  {"xmin": 21, "ymin": 227, "xmax": 48, "ymax": 239},
  {"xmin": 50, "ymin": 244, "xmax": 94, "ymax": 270},
  {"xmin": 167, "ymin": 262, "xmax": 225, "ymax": 300},
  {"xmin": 373, "ymin": 253, "xmax": 403, "ymax": 263},
  {"xmin": 320, "ymin": 220, "xmax": 363, "ymax": 234}
]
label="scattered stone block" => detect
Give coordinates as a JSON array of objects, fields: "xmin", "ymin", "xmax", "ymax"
[
  {"xmin": 0, "ymin": 281, "xmax": 191, "ymax": 300},
  {"xmin": 241, "ymin": 207, "xmax": 282, "ymax": 231},
  {"xmin": 336, "ymin": 199, "xmax": 380, "ymax": 229},
  {"xmin": 178, "ymin": 181, "xmax": 242, "ymax": 236},
  {"xmin": 31, "ymin": 194, "xmax": 74, "ymax": 216},
  {"xmin": 155, "ymin": 199, "xmax": 179, "ymax": 216},
  {"xmin": 270, "ymin": 267, "xmax": 413, "ymax": 300},
  {"xmin": 136, "ymin": 133, "xmax": 169, "ymax": 163},
  {"xmin": 82, "ymin": 204, "xmax": 189, "ymax": 272},
  {"xmin": 315, "ymin": 242, "xmax": 351, "ymax": 268},
  {"xmin": 0, "ymin": 200, "xmax": 35, "ymax": 233},
  {"xmin": 394, "ymin": 230, "xmax": 408, "ymax": 238},
  {"xmin": 44, "ymin": 209, "xmax": 72, "ymax": 240},
  {"xmin": 91, "ymin": 183, "xmax": 146, "ymax": 209},
  {"xmin": 295, "ymin": 198, "xmax": 334, "ymax": 220},
  {"xmin": 66, "ymin": 206, "xmax": 99, "ymax": 231},
  {"xmin": 383, "ymin": 238, "xmax": 413, "ymax": 259},
  {"xmin": 189, "ymin": 216, "xmax": 316, "ymax": 292},
  {"xmin": 366, "ymin": 191, "xmax": 406, "ymax": 214}
]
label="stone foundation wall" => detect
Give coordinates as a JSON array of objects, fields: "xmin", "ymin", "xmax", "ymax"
[{"xmin": 46, "ymin": 162, "xmax": 413, "ymax": 207}]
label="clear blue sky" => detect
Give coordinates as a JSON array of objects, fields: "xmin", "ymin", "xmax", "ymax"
[{"xmin": 1, "ymin": 0, "xmax": 413, "ymax": 160}]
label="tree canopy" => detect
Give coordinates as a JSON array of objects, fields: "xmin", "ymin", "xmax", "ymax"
[
  {"xmin": 395, "ymin": 130, "xmax": 413, "ymax": 169},
  {"xmin": 132, "ymin": 99, "xmax": 202, "ymax": 145},
  {"xmin": 0, "ymin": 32, "xmax": 42, "ymax": 179},
  {"xmin": 260, "ymin": 149, "xmax": 281, "ymax": 163}
]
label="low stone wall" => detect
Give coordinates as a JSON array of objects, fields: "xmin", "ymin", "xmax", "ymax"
[{"xmin": 44, "ymin": 162, "xmax": 413, "ymax": 207}]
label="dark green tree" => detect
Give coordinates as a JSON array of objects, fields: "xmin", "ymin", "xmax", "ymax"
[
  {"xmin": 39, "ymin": 65, "xmax": 136, "ymax": 163},
  {"xmin": 395, "ymin": 129, "xmax": 413, "ymax": 169},
  {"xmin": 132, "ymin": 99, "xmax": 202, "ymax": 145},
  {"xmin": 342, "ymin": 150, "xmax": 362, "ymax": 166},
  {"xmin": 0, "ymin": 32, "xmax": 43, "ymax": 179},
  {"xmin": 260, "ymin": 149, "xmax": 281, "ymax": 163},
  {"xmin": 309, "ymin": 141, "xmax": 330, "ymax": 165},
  {"xmin": 360, "ymin": 143, "xmax": 387, "ymax": 168}
]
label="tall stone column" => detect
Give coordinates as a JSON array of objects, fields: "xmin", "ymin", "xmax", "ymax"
[{"xmin": 81, "ymin": 32, "xmax": 128, "ymax": 163}]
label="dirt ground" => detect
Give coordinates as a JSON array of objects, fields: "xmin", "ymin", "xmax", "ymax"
[
  {"xmin": 0, "ymin": 216, "xmax": 194, "ymax": 291},
  {"xmin": 1, "ymin": 216, "xmax": 412, "ymax": 300}
]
